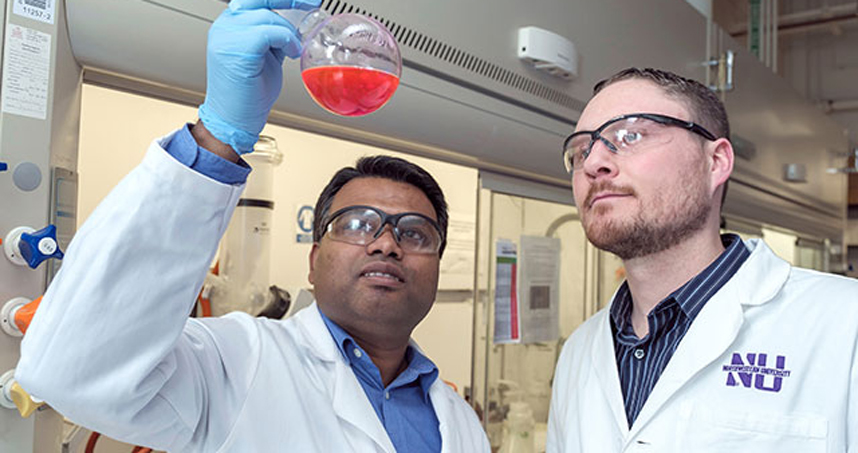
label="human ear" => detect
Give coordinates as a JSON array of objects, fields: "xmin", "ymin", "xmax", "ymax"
[
  {"xmin": 308, "ymin": 243, "xmax": 319, "ymax": 285},
  {"xmin": 708, "ymin": 138, "xmax": 734, "ymax": 196}
]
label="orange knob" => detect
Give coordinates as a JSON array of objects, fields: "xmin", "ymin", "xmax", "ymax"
[{"xmin": 14, "ymin": 296, "xmax": 41, "ymax": 335}]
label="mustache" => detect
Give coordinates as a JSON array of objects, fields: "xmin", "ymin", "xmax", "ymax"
[{"xmin": 583, "ymin": 182, "xmax": 636, "ymax": 207}]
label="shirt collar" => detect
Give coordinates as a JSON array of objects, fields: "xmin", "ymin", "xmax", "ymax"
[
  {"xmin": 610, "ymin": 233, "xmax": 748, "ymax": 329},
  {"xmin": 609, "ymin": 283, "xmax": 634, "ymax": 333},
  {"xmin": 670, "ymin": 233, "xmax": 746, "ymax": 318},
  {"xmin": 402, "ymin": 347, "xmax": 440, "ymax": 400},
  {"xmin": 318, "ymin": 309, "xmax": 438, "ymax": 401}
]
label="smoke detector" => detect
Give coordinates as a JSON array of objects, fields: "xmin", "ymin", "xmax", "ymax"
[{"xmin": 517, "ymin": 27, "xmax": 578, "ymax": 80}]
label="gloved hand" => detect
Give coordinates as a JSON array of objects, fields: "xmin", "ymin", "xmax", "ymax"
[{"xmin": 198, "ymin": 0, "xmax": 321, "ymax": 154}]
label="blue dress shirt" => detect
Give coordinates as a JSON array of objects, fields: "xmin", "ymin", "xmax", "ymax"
[
  {"xmin": 165, "ymin": 125, "xmax": 443, "ymax": 452},
  {"xmin": 610, "ymin": 233, "xmax": 750, "ymax": 427},
  {"xmin": 165, "ymin": 124, "xmax": 251, "ymax": 185},
  {"xmin": 320, "ymin": 311, "xmax": 442, "ymax": 453}
]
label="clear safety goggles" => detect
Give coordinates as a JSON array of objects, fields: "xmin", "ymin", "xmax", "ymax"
[
  {"xmin": 322, "ymin": 205, "xmax": 444, "ymax": 255},
  {"xmin": 561, "ymin": 113, "xmax": 718, "ymax": 173}
]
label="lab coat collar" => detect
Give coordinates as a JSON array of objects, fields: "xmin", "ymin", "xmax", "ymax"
[
  {"xmin": 331, "ymin": 358, "xmax": 397, "ymax": 452},
  {"xmin": 292, "ymin": 303, "xmax": 397, "ymax": 452},
  {"xmin": 728, "ymin": 238, "xmax": 791, "ymax": 307},
  {"xmin": 293, "ymin": 303, "xmax": 452, "ymax": 452},
  {"xmin": 609, "ymin": 234, "xmax": 748, "ymax": 333},
  {"xmin": 318, "ymin": 307, "xmax": 439, "ymax": 403},
  {"xmin": 624, "ymin": 238, "xmax": 791, "ymax": 443},
  {"xmin": 292, "ymin": 302, "xmax": 340, "ymax": 362}
]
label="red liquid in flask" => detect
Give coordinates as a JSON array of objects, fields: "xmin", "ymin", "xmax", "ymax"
[{"xmin": 302, "ymin": 66, "xmax": 400, "ymax": 116}]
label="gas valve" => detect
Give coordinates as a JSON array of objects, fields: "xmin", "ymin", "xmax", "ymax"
[
  {"xmin": 1, "ymin": 296, "xmax": 41, "ymax": 337},
  {"xmin": 0, "ymin": 370, "xmax": 45, "ymax": 418},
  {"xmin": 4, "ymin": 225, "xmax": 64, "ymax": 269}
]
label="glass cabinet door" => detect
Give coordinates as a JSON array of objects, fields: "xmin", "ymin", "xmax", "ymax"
[{"xmin": 470, "ymin": 184, "xmax": 605, "ymax": 453}]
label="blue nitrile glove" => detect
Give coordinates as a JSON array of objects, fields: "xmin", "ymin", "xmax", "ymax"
[{"xmin": 199, "ymin": 0, "xmax": 321, "ymax": 154}]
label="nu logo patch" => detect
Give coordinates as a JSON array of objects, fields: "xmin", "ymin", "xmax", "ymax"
[{"xmin": 722, "ymin": 353, "xmax": 791, "ymax": 393}]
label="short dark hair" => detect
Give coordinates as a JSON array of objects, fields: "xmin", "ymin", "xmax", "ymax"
[
  {"xmin": 312, "ymin": 155, "xmax": 449, "ymax": 257},
  {"xmin": 594, "ymin": 67, "xmax": 731, "ymax": 205},
  {"xmin": 593, "ymin": 67, "xmax": 730, "ymax": 139}
]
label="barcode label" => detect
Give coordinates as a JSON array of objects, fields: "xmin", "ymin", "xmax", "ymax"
[
  {"xmin": 24, "ymin": 0, "xmax": 46, "ymax": 9},
  {"xmin": 13, "ymin": 0, "xmax": 54, "ymax": 24}
]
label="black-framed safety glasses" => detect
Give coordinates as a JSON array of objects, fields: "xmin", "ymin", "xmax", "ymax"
[
  {"xmin": 561, "ymin": 113, "xmax": 718, "ymax": 173},
  {"xmin": 322, "ymin": 205, "xmax": 444, "ymax": 254}
]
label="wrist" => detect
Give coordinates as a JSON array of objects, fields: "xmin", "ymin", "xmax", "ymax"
[
  {"xmin": 191, "ymin": 121, "xmax": 240, "ymax": 163},
  {"xmin": 197, "ymin": 103, "xmax": 261, "ymax": 155}
]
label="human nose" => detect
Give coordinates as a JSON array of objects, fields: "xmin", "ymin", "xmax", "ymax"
[
  {"xmin": 580, "ymin": 136, "xmax": 618, "ymax": 180},
  {"xmin": 366, "ymin": 224, "xmax": 403, "ymax": 259}
]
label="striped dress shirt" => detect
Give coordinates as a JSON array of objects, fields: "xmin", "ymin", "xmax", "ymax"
[{"xmin": 609, "ymin": 234, "xmax": 750, "ymax": 427}]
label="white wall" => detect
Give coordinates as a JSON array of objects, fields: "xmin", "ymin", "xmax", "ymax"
[
  {"xmin": 78, "ymin": 84, "xmax": 479, "ymax": 393},
  {"xmin": 848, "ymin": 219, "xmax": 858, "ymax": 244},
  {"xmin": 762, "ymin": 227, "xmax": 798, "ymax": 264}
]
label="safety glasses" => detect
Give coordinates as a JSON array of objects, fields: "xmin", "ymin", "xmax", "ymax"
[
  {"xmin": 322, "ymin": 205, "xmax": 444, "ymax": 254},
  {"xmin": 561, "ymin": 113, "xmax": 718, "ymax": 173}
]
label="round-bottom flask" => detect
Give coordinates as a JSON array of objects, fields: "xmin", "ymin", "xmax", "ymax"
[{"xmin": 278, "ymin": 9, "xmax": 402, "ymax": 116}]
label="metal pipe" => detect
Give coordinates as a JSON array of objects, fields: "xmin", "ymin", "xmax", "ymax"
[
  {"xmin": 769, "ymin": 0, "xmax": 775, "ymax": 67},
  {"xmin": 777, "ymin": 15, "xmax": 858, "ymax": 37},
  {"xmin": 768, "ymin": 0, "xmax": 774, "ymax": 67},
  {"xmin": 771, "ymin": 0, "xmax": 779, "ymax": 70},
  {"xmin": 747, "ymin": 1, "xmax": 754, "ymax": 53},
  {"xmin": 778, "ymin": 2, "xmax": 856, "ymax": 26},
  {"xmin": 761, "ymin": 0, "xmax": 768, "ymax": 64},
  {"xmin": 825, "ymin": 98, "xmax": 858, "ymax": 113},
  {"xmin": 730, "ymin": 2, "xmax": 857, "ymax": 36}
]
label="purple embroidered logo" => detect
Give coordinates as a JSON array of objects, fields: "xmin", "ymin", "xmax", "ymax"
[{"xmin": 722, "ymin": 353, "xmax": 791, "ymax": 393}]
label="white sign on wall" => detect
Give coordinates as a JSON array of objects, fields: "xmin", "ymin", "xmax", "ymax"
[
  {"xmin": 1, "ymin": 25, "xmax": 51, "ymax": 120},
  {"xmin": 518, "ymin": 235, "xmax": 561, "ymax": 344},
  {"xmin": 438, "ymin": 211, "xmax": 476, "ymax": 291}
]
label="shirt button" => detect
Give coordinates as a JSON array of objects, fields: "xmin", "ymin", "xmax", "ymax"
[
  {"xmin": 634, "ymin": 348, "xmax": 645, "ymax": 359},
  {"xmin": 353, "ymin": 348, "xmax": 362, "ymax": 358},
  {"xmin": 385, "ymin": 391, "xmax": 391, "ymax": 400}
]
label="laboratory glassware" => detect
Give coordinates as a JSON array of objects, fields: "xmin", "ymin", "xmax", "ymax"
[{"xmin": 279, "ymin": 9, "xmax": 402, "ymax": 117}]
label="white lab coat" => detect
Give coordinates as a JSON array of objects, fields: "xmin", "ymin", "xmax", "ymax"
[
  {"xmin": 16, "ymin": 131, "xmax": 490, "ymax": 453},
  {"xmin": 546, "ymin": 238, "xmax": 858, "ymax": 452}
]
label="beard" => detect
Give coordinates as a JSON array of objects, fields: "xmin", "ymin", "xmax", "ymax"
[{"xmin": 580, "ymin": 168, "xmax": 711, "ymax": 260}]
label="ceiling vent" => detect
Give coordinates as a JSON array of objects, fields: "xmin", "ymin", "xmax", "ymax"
[{"xmin": 320, "ymin": 0, "xmax": 578, "ymax": 111}]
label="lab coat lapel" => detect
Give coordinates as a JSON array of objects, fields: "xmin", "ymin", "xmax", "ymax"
[
  {"xmin": 625, "ymin": 239, "xmax": 790, "ymax": 442},
  {"xmin": 428, "ymin": 381, "xmax": 458, "ymax": 453},
  {"xmin": 295, "ymin": 304, "xmax": 396, "ymax": 453},
  {"xmin": 331, "ymin": 359, "xmax": 396, "ymax": 453},
  {"xmin": 590, "ymin": 311, "xmax": 631, "ymax": 436},
  {"xmin": 625, "ymin": 281, "xmax": 744, "ymax": 441}
]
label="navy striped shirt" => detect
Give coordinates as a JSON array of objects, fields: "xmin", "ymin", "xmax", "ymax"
[{"xmin": 609, "ymin": 234, "xmax": 750, "ymax": 427}]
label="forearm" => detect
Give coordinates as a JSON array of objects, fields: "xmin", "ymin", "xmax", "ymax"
[{"xmin": 16, "ymin": 131, "xmax": 244, "ymax": 448}]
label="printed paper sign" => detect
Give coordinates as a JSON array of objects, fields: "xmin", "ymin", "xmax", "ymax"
[
  {"xmin": 493, "ymin": 239, "xmax": 520, "ymax": 344},
  {"xmin": 518, "ymin": 235, "xmax": 561, "ymax": 344},
  {"xmin": 1, "ymin": 25, "xmax": 52, "ymax": 120}
]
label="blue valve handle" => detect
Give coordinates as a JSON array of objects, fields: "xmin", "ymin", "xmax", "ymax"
[
  {"xmin": 0, "ymin": 162, "xmax": 7, "ymax": 172},
  {"xmin": 19, "ymin": 225, "xmax": 64, "ymax": 269}
]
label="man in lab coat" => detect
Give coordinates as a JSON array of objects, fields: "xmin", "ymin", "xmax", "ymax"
[
  {"xmin": 15, "ymin": 1, "xmax": 489, "ymax": 452},
  {"xmin": 546, "ymin": 67, "xmax": 858, "ymax": 452}
]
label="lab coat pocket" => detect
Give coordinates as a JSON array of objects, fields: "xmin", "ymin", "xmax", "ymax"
[{"xmin": 677, "ymin": 403, "xmax": 827, "ymax": 452}]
